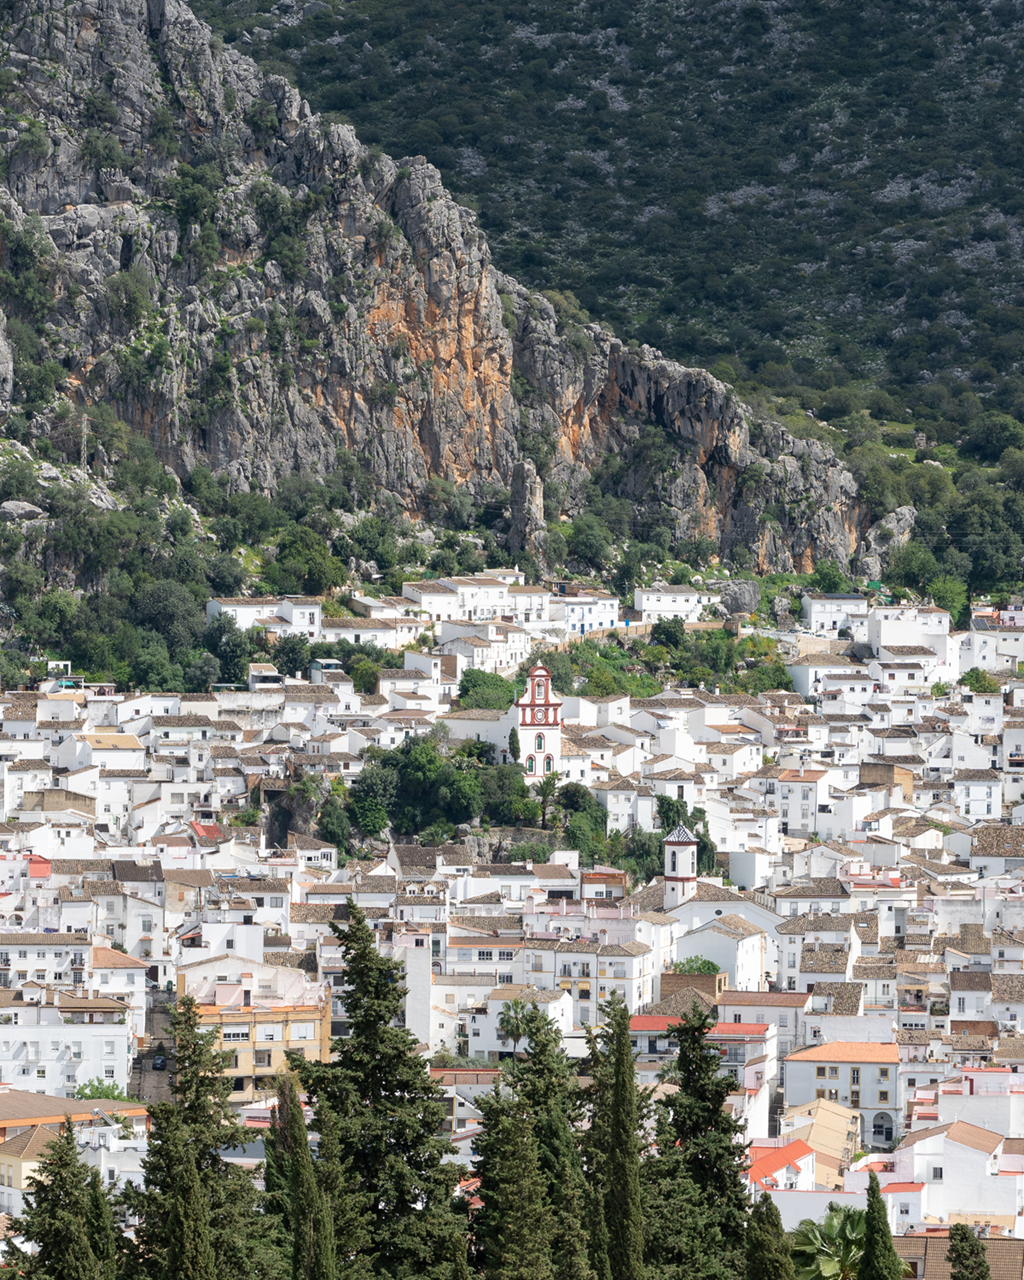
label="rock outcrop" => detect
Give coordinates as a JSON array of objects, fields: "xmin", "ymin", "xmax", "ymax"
[
  {"xmin": 0, "ymin": 0, "xmax": 881, "ymax": 573},
  {"xmin": 507, "ymin": 459, "xmax": 545, "ymax": 553},
  {"xmin": 719, "ymin": 579, "xmax": 761, "ymax": 616},
  {"xmin": 853, "ymin": 505, "xmax": 918, "ymax": 581}
]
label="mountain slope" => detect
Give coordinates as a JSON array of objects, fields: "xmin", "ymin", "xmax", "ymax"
[
  {"xmin": 0, "ymin": 0, "xmax": 879, "ymax": 573},
  {"xmin": 201, "ymin": 0, "xmax": 1024, "ymax": 392}
]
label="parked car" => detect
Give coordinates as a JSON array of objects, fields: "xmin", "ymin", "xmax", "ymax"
[{"xmin": 152, "ymin": 1055, "xmax": 166, "ymax": 1071}]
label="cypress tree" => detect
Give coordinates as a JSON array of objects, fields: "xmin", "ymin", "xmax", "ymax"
[
  {"xmin": 584, "ymin": 1178, "xmax": 612, "ymax": 1280},
  {"xmin": 314, "ymin": 1105, "xmax": 373, "ymax": 1279},
  {"xmin": 585, "ymin": 994, "xmax": 645, "ymax": 1280},
  {"xmin": 86, "ymin": 1167, "xmax": 119, "ymax": 1280},
  {"xmin": 126, "ymin": 994, "xmax": 285, "ymax": 1280},
  {"xmin": 860, "ymin": 1172, "xmax": 905, "ymax": 1280},
  {"xmin": 653, "ymin": 1002, "xmax": 749, "ymax": 1274},
  {"xmin": 7, "ymin": 1118, "xmax": 100, "ymax": 1280},
  {"xmin": 272, "ymin": 1073, "xmax": 337, "ymax": 1280},
  {"xmin": 947, "ymin": 1224, "xmax": 991, "ymax": 1280},
  {"xmin": 295, "ymin": 907, "xmax": 467, "ymax": 1280},
  {"xmin": 509, "ymin": 1005, "xmax": 595, "ymax": 1280},
  {"xmin": 746, "ymin": 1194, "xmax": 795, "ymax": 1280},
  {"xmin": 643, "ymin": 1146, "xmax": 729, "ymax": 1280},
  {"xmin": 479, "ymin": 1095, "xmax": 554, "ymax": 1280},
  {"xmin": 166, "ymin": 1144, "xmax": 218, "ymax": 1280}
]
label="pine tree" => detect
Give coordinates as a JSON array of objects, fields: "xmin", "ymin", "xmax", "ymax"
[
  {"xmin": 166, "ymin": 1143, "xmax": 218, "ymax": 1280},
  {"xmin": 746, "ymin": 1194, "xmax": 794, "ymax": 1280},
  {"xmin": 585, "ymin": 994, "xmax": 645, "ymax": 1280},
  {"xmin": 86, "ymin": 1168, "xmax": 119, "ymax": 1280},
  {"xmin": 508, "ymin": 727, "xmax": 520, "ymax": 762},
  {"xmin": 860, "ymin": 1172, "xmax": 906, "ymax": 1280},
  {"xmin": 6, "ymin": 1119, "xmax": 100, "ymax": 1280},
  {"xmin": 295, "ymin": 907, "xmax": 466, "ymax": 1279},
  {"xmin": 947, "ymin": 1224, "xmax": 991, "ymax": 1280}
]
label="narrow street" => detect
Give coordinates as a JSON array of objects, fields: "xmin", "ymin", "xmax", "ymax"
[{"xmin": 130, "ymin": 989, "xmax": 175, "ymax": 1105}]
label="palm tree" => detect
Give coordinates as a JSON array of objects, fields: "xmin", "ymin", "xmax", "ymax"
[
  {"xmin": 532, "ymin": 773, "xmax": 559, "ymax": 830},
  {"xmin": 496, "ymin": 998, "xmax": 529, "ymax": 1055},
  {"xmin": 790, "ymin": 1203, "xmax": 866, "ymax": 1280}
]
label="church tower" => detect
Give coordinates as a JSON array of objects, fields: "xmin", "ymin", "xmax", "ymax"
[
  {"xmin": 663, "ymin": 824, "xmax": 698, "ymax": 910},
  {"xmin": 514, "ymin": 664, "xmax": 563, "ymax": 779}
]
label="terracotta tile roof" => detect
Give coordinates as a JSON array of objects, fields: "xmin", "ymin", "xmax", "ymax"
[
  {"xmin": 898, "ymin": 1121, "xmax": 1002, "ymax": 1155},
  {"xmin": 785, "ymin": 1041, "xmax": 899, "ymax": 1063},
  {"xmin": 646, "ymin": 988, "xmax": 717, "ymax": 1016},
  {"xmin": 720, "ymin": 990, "xmax": 809, "ymax": 1007},
  {"xmin": 91, "ymin": 946, "xmax": 149, "ymax": 969}
]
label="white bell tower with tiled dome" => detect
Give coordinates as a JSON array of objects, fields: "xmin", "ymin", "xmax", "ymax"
[
  {"xmin": 515, "ymin": 664, "xmax": 563, "ymax": 780},
  {"xmin": 663, "ymin": 823, "xmax": 698, "ymax": 910}
]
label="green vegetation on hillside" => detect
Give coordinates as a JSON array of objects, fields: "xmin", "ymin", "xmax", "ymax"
[{"xmin": 182, "ymin": 0, "xmax": 1024, "ymax": 595}]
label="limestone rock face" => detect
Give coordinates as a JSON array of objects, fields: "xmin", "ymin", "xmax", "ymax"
[
  {"xmin": 853, "ymin": 505, "xmax": 918, "ymax": 581},
  {"xmin": 0, "ymin": 0, "xmax": 882, "ymax": 573},
  {"xmin": 508, "ymin": 459, "xmax": 545, "ymax": 553}
]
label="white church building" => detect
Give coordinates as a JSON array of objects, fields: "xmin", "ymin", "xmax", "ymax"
[
  {"xmin": 663, "ymin": 823, "xmax": 699, "ymax": 909},
  {"xmin": 437, "ymin": 664, "xmax": 566, "ymax": 777}
]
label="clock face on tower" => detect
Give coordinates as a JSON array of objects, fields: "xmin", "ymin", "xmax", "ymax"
[{"xmin": 533, "ymin": 708, "xmax": 545, "ymax": 724}]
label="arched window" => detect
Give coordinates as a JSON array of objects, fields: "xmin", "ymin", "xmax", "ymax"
[
  {"xmin": 534, "ymin": 680, "xmax": 544, "ymax": 700},
  {"xmin": 526, "ymin": 756, "xmax": 535, "ymax": 774},
  {"xmin": 670, "ymin": 850, "xmax": 677, "ymax": 873},
  {"xmin": 535, "ymin": 733, "xmax": 544, "ymax": 752},
  {"xmin": 544, "ymin": 755, "xmax": 553, "ymax": 773}
]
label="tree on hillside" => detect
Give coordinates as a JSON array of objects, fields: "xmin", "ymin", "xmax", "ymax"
[
  {"xmin": 860, "ymin": 1172, "xmax": 907, "ymax": 1280},
  {"xmin": 166, "ymin": 1138, "xmax": 218, "ymax": 1280},
  {"xmin": 961, "ymin": 667, "xmax": 1001, "ymax": 694},
  {"xmin": 72, "ymin": 1078, "xmax": 137, "ymax": 1101},
  {"xmin": 808, "ymin": 560, "xmax": 852, "ymax": 594},
  {"xmin": 746, "ymin": 1194, "xmax": 794, "ymax": 1280},
  {"xmin": 532, "ymin": 772, "xmax": 560, "ymax": 829},
  {"xmin": 584, "ymin": 993, "xmax": 645, "ymax": 1280},
  {"xmin": 86, "ymin": 1169, "xmax": 118, "ymax": 1280},
  {"xmin": 496, "ymin": 997, "xmax": 529, "ymax": 1054},
  {"xmin": 125, "ymin": 994, "xmax": 281, "ymax": 1280},
  {"xmin": 294, "ymin": 906, "xmax": 467, "ymax": 1279},
  {"xmin": 653, "ymin": 1002, "xmax": 748, "ymax": 1273},
  {"xmin": 273, "ymin": 632, "xmax": 311, "ymax": 679},
  {"xmin": 475, "ymin": 1087, "xmax": 555, "ymax": 1280},
  {"xmin": 790, "ymin": 1204, "xmax": 865, "ymax": 1280},
  {"xmin": 946, "ymin": 1224, "xmax": 991, "ymax": 1280},
  {"xmin": 459, "ymin": 668, "xmax": 516, "ymax": 709},
  {"xmin": 6, "ymin": 1119, "xmax": 100, "ymax": 1280},
  {"xmin": 672, "ymin": 957, "xmax": 719, "ymax": 975},
  {"xmin": 507, "ymin": 1004, "xmax": 595, "ymax": 1280},
  {"xmin": 313, "ymin": 1104, "xmax": 373, "ymax": 1279}
]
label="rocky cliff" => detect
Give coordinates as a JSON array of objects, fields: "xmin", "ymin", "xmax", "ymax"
[{"xmin": 0, "ymin": 0, "xmax": 883, "ymax": 571}]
